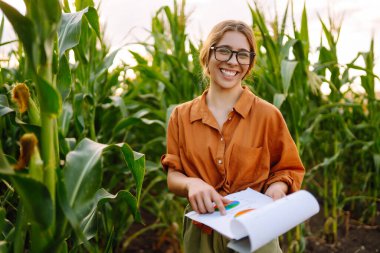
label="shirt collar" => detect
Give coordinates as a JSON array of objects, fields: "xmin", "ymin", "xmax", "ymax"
[
  {"xmin": 190, "ymin": 86, "xmax": 255, "ymax": 123},
  {"xmin": 233, "ymin": 86, "xmax": 255, "ymax": 119},
  {"xmin": 190, "ymin": 89, "xmax": 207, "ymax": 123}
]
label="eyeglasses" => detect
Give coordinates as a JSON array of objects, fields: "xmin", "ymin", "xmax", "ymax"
[{"xmin": 210, "ymin": 46, "xmax": 255, "ymax": 65}]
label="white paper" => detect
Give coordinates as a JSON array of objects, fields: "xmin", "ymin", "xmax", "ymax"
[
  {"xmin": 185, "ymin": 188, "xmax": 273, "ymax": 239},
  {"xmin": 230, "ymin": 190, "xmax": 320, "ymax": 252},
  {"xmin": 185, "ymin": 188, "xmax": 320, "ymax": 253}
]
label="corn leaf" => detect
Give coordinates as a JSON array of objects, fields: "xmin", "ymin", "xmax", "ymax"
[
  {"xmin": 0, "ymin": 16, "xmax": 4, "ymax": 42},
  {"xmin": 57, "ymin": 55, "xmax": 72, "ymax": 101},
  {"xmin": 273, "ymin": 93, "xmax": 287, "ymax": 109},
  {"xmin": 58, "ymin": 7, "xmax": 94, "ymax": 58},
  {"xmin": 64, "ymin": 138, "xmax": 105, "ymax": 209},
  {"xmin": 281, "ymin": 60, "xmax": 298, "ymax": 94},
  {"xmin": 37, "ymin": 76, "xmax": 62, "ymax": 116},
  {"xmin": 113, "ymin": 117, "xmax": 165, "ymax": 135},
  {"xmin": 59, "ymin": 102, "xmax": 73, "ymax": 137},
  {"xmin": 0, "ymin": 94, "xmax": 14, "ymax": 117},
  {"xmin": 80, "ymin": 188, "xmax": 141, "ymax": 240},
  {"xmin": 41, "ymin": 0, "xmax": 61, "ymax": 24},
  {"xmin": 0, "ymin": 1, "xmax": 36, "ymax": 68},
  {"xmin": 56, "ymin": 170, "xmax": 93, "ymax": 251},
  {"xmin": 63, "ymin": 138, "xmax": 145, "ymax": 218},
  {"xmin": 84, "ymin": 7, "xmax": 100, "ymax": 39},
  {"xmin": 0, "ymin": 175, "xmax": 53, "ymax": 230},
  {"xmin": 115, "ymin": 143, "xmax": 145, "ymax": 203},
  {"xmin": 300, "ymin": 4, "xmax": 309, "ymax": 56}
]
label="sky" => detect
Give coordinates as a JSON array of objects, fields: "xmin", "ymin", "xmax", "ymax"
[{"xmin": 1, "ymin": 0, "xmax": 380, "ymax": 92}]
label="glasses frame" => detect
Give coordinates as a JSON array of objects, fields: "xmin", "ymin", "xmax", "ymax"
[{"xmin": 210, "ymin": 46, "xmax": 256, "ymax": 65}]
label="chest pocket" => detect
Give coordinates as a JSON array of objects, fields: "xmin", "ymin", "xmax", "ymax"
[{"xmin": 229, "ymin": 144, "xmax": 270, "ymax": 185}]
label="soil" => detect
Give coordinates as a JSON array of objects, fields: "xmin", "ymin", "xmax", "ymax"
[
  {"xmin": 124, "ymin": 208, "xmax": 380, "ymax": 253},
  {"xmin": 304, "ymin": 209, "xmax": 380, "ymax": 253}
]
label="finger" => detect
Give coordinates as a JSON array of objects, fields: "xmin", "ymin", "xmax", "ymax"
[
  {"xmin": 273, "ymin": 191, "xmax": 286, "ymax": 200},
  {"xmin": 189, "ymin": 196, "xmax": 199, "ymax": 214},
  {"xmin": 204, "ymin": 197, "xmax": 215, "ymax": 213},
  {"xmin": 214, "ymin": 195, "xmax": 227, "ymax": 216},
  {"xmin": 196, "ymin": 195, "xmax": 207, "ymax": 214},
  {"xmin": 202, "ymin": 191, "xmax": 215, "ymax": 213},
  {"xmin": 222, "ymin": 197, "xmax": 231, "ymax": 204}
]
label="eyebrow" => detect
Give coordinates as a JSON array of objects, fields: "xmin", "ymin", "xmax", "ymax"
[{"xmin": 216, "ymin": 45, "xmax": 251, "ymax": 52}]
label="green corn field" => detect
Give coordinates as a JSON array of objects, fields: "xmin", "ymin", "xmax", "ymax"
[{"xmin": 0, "ymin": 0, "xmax": 379, "ymax": 252}]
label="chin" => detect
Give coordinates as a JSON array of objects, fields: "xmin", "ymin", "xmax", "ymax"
[{"xmin": 216, "ymin": 81, "xmax": 241, "ymax": 90}]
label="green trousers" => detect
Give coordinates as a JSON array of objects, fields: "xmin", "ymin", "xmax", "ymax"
[{"xmin": 183, "ymin": 207, "xmax": 282, "ymax": 253}]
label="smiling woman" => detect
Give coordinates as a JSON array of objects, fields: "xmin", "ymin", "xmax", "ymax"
[{"xmin": 161, "ymin": 19, "xmax": 305, "ymax": 253}]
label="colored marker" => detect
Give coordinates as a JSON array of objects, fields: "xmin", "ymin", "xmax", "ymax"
[
  {"xmin": 234, "ymin": 208, "xmax": 255, "ymax": 218},
  {"xmin": 215, "ymin": 200, "xmax": 240, "ymax": 211}
]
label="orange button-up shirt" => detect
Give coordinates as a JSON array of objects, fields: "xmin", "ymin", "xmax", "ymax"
[{"xmin": 161, "ymin": 86, "xmax": 304, "ymax": 196}]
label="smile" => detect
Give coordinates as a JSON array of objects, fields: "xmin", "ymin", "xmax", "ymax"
[{"xmin": 220, "ymin": 68, "xmax": 238, "ymax": 77}]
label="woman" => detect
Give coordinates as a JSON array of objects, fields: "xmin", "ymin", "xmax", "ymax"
[{"xmin": 161, "ymin": 20, "xmax": 305, "ymax": 253}]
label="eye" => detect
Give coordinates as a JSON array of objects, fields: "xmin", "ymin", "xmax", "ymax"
[
  {"xmin": 216, "ymin": 47, "xmax": 231, "ymax": 55},
  {"xmin": 237, "ymin": 51, "xmax": 250, "ymax": 59}
]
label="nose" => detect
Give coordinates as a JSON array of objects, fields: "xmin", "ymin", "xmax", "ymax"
[{"xmin": 227, "ymin": 52, "xmax": 239, "ymax": 65}]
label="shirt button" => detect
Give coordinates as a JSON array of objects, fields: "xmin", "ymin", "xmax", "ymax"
[
  {"xmin": 218, "ymin": 159, "xmax": 222, "ymax": 164},
  {"xmin": 220, "ymin": 137, "xmax": 224, "ymax": 141},
  {"xmin": 228, "ymin": 117, "xmax": 232, "ymax": 121}
]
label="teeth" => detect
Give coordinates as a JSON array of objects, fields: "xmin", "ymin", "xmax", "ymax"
[{"xmin": 221, "ymin": 69, "xmax": 237, "ymax": 76}]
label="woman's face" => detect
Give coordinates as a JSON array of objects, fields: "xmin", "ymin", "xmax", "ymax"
[{"xmin": 208, "ymin": 31, "xmax": 251, "ymax": 91}]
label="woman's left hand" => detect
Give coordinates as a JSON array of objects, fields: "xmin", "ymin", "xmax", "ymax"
[{"xmin": 265, "ymin": 181, "xmax": 288, "ymax": 200}]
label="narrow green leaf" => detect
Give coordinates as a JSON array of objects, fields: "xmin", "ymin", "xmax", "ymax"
[
  {"xmin": 0, "ymin": 149, "xmax": 13, "ymax": 173},
  {"xmin": 0, "ymin": 15, "xmax": 4, "ymax": 42},
  {"xmin": 129, "ymin": 50, "xmax": 148, "ymax": 65},
  {"xmin": 75, "ymin": 0, "xmax": 94, "ymax": 10},
  {"xmin": 37, "ymin": 76, "xmax": 62, "ymax": 116},
  {"xmin": 0, "ymin": 175, "xmax": 54, "ymax": 230},
  {"xmin": 279, "ymin": 1, "xmax": 289, "ymax": 44},
  {"xmin": 59, "ymin": 102, "xmax": 73, "ymax": 137},
  {"xmin": 84, "ymin": 7, "xmax": 101, "ymax": 39},
  {"xmin": 81, "ymin": 188, "xmax": 141, "ymax": 240},
  {"xmin": 117, "ymin": 144, "xmax": 145, "ymax": 203},
  {"xmin": 62, "ymin": 0, "xmax": 71, "ymax": 13},
  {"xmin": 113, "ymin": 117, "xmax": 165, "ymax": 135},
  {"xmin": 41, "ymin": 0, "xmax": 61, "ymax": 24},
  {"xmin": 273, "ymin": 93, "xmax": 287, "ymax": 109},
  {"xmin": 57, "ymin": 55, "xmax": 72, "ymax": 101},
  {"xmin": 0, "ymin": 95, "xmax": 14, "ymax": 117},
  {"xmin": 300, "ymin": 4, "xmax": 309, "ymax": 55},
  {"xmin": 0, "ymin": 1, "xmax": 36, "ymax": 68},
  {"xmin": 280, "ymin": 39, "xmax": 298, "ymax": 61},
  {"xmin": 64, "ymin": 138, "xmax": 106, "ymax": 207},
  {"xmin": 319, "ymin": 17, "xmax": 336, "ymax": 49},
  {"xmin": 94, "ymin": 49, "xmax": 120, "ymax": 81},
  {"xmin": 281, "ymin": 60, "xmax": 298, "ymax": 94},
  {"xmin": 58, "ymin": 8, "xmax": 88, "ymax": 58},
  {"xmin": 56, "ymin": 170, "xmax": 93, "ymax": 251},
  {"xmin": 0, "ymin": 39, "xmax": 18, "ymax": 46}
]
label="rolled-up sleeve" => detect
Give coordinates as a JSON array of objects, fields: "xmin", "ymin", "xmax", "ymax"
[
  {"xmin": 161, "ymin": 107, "xmax": 183, "ymax": 173},
  {"xmin": 264, "ymin": 109, "xmax": 305, "ymax": 193}
]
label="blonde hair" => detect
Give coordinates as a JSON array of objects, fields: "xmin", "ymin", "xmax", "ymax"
[{"xmin": 199, "ymin": 20, "xmax": 257, "ymax": 79}]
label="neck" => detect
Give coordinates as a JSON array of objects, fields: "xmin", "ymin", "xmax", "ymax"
[{"xmin": 207, "ymin": 84, "xmax": 244, "ymax": 110}]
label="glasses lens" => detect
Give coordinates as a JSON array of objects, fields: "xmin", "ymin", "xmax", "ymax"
[
  {"xmin": 237, "ymin": 51, "xmax": 251, "ymax": 65},
  {"xmin": 213, "ymin": 47, "xmax": 252, "ymax": 65},
  {"xmin": 215, "ymin": 47, "xmax": 232, "ymax": 61}
]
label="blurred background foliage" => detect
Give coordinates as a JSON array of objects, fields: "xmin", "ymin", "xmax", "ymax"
[{"xmin": 0, "ymin": 0, "xmax": 379, "ymax": 252}]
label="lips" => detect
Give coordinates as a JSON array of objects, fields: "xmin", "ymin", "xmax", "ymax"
[{"xmin": 220, "ymin": 68, "xmax": 238, "ymax": 77}]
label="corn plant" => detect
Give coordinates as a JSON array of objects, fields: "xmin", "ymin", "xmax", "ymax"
[
  {"xmin": 0, "ymin": 1, "xmax": 144, "ymax": 252},
  {"xmin": 112, "ymin": 1, "xmax": 200, "ymax": 249},
  {"xmin": 247, "ymin": 0, "xmax": 379, "ymax": 250}
]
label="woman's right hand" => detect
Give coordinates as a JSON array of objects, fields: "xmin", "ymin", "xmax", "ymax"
[{"xmin": 186, "ymin": 177, "xmax": 230, "ymax": 215}]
